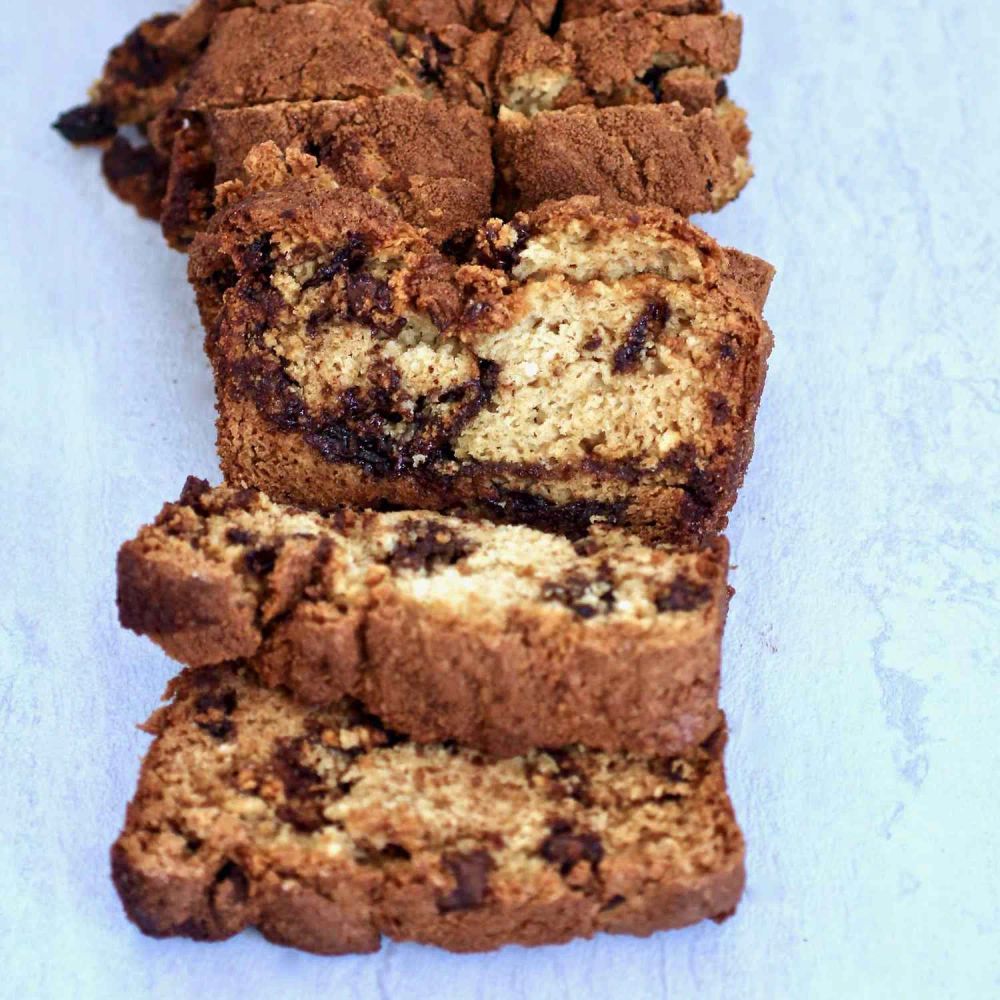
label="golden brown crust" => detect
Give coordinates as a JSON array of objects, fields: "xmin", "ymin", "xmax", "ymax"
[
  {"xmin": 111, "ymin": 664, "xmax": 745, "ymax": 954},
  {"xmin": 160, "ymin": 96, "xmax": 493, "ymax": 249},
  {"xmin": 117, "ymin": 480, "xmax": 730, "ymax": 756},
  {"xmin": 495, "ymin": 102, "xmax": 751, "ymax": 216},
  {"xmin": 178, "ymin": 4, "xmax": 421, "ymax": 111}
]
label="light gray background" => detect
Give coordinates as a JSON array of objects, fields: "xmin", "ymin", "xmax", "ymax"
[{"xmin": 1, "ymin": 1, "xmax": 997, "ymax": 997}]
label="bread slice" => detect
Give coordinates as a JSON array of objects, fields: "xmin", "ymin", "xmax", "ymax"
[
  {"xmin": 111, "ymin": 664, "xmax": 744, "ymax": 954},
  {"xmin": 160, "ymin": 96, "xmax": 494, "ymax": 249},
  {"xmin": 497, "ymin": 11, "xmax": 742, "ymax": 115},
  {"xmin": 495, "ymin": 101, "xmax": 750, "ymax": 216},
  {"xmin": 118, "ymin": 478, "xmax": 730, "ymax": 756},
  {"xmin": 492, "ymin": 10, "xmax": 749, "ymax": 214},
  {"xmin": 189, "ymin": 183, "xmax": 773, "ymax": 544}
]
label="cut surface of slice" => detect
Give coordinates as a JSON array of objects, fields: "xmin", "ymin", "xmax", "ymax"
[
  {"xmin": 112, "ymin": 664, "xmax": 745, "ymax": 955},
  {"xmin": 191, "ymin": 185, "xmax": 773, "ymax": 544}
]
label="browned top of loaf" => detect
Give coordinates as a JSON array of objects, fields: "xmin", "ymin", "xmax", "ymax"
[
  {"xmin": 206, "ymin": 97, "xmax": 494, "ymax": 244},
  {"xmin": 177, "ymin": 3, "xmax": 422, "ymax": 109}
]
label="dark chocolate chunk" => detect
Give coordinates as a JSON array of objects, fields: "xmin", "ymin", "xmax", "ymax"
[
  {"xmin": 540, "ymin": 823, "xmax": 604, "ymax": 876},
  {"xmin": 476, "ymin": 220, "xmax": 530, "ymax": 271},
  {"xmin": 194, "ymin": 688, "xmax": 238, "ymax": 741},
  {"xmin": 540, "ymin": 566, "xmax": 615, "ymax": 618},
  {"xmin": 708, "ymin": 391, "xmax": 731, "ymax": 425},
  {"xmin": 240, "ymin": 235, "xmax": 274, "ymax": 280},
  {"xmin": 302, "ymin": 233, "xmax": 369, "ymax": 289},
  {"xmin": 437, "ymin": 850, "xmax": 493, "ymax": 913},
  {"xmin": 613, "ymin": 301, "xmax": 670, "ymax": 374},
  {"xmin": 417, "ymin": 33, "xmax": 455, "ymax": 86},
  {"xmin": 655, "ymin": 575, "xmax": 712, "ymax": 612},
  {"xmin": 389, "ymin": 520, "xmax": 474, "ymax": 573},
  {"xmin": 52, "ymin": 104, "xmax": 116, "ymax": 144},
  {"xmin": 244, "ymin": 546, "xmax": 278, "ymax": 577}
]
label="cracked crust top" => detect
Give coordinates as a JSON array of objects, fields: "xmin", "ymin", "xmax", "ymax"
[{"xmin": 112, "ymin": 663, "xmax": 744, "ymax": 955}]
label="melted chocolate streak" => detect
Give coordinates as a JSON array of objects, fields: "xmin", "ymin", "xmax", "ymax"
[{"xmin": 217, "ymin": 237, "xmax": 721, "ymax": 539}]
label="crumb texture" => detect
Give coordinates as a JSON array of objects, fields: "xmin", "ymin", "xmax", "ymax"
[{"xmin": 112, "ymin": 664, "xmax": 744, "ymax": 955}]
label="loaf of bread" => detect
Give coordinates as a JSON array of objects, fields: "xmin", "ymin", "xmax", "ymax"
[
  {"xmin": 112, "ymin": 664, "xmax": 744, "ymax": 954},
  {"xmin": 189, "ymin": 180, "xmax": 772, "ymax": 544},
  {"xmin": 118, "ymin": 478, "xmax": 730, "ymax": 756}
]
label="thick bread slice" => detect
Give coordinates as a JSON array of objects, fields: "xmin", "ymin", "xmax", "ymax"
[
  {"xmin": 118, "ymin": 478, "xmax": 730, "ymax": 756},
  {"xmin": 190, "ymin": 183, "xmax": 773, "ymax": 545},
  {"xmin": 111, "ymin": 664, "xmax": 744, "ymax": 955},
  {"xmin": 495, "ymin": 101, "xmax": 750, "ymax": 216}
]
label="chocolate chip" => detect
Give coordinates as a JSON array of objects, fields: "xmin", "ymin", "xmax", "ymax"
[
  {"xmin": 540, "ymin": 824, "xmax": 604, "ymax": 876},
  {"xmin": 194, "ymin": 688, "xmax": 238, "ymax": 741},
  {"xmin": 540, "ymin": 568, "xmax": 615, "ymax": 619},
  {"xmin": 601, "ymin": 894, "xmax": 626, "ymax": 912},
  {"xmin": 708, "ymin": 391, "xmax": 731, "ymax": 425},
  {"xmin": 572, "ymin": 537, "xmax": 601, "ymax": 558},
  {"xmin": 480, "ymin": 491, "xmax": 628, "ymax": 541},
  {"xmin": 655, "ymin": 575, "xmax": 712, "ymax": 613},
  {"xmin": 437, "ymin": 850, "xmax": 493, "ymax": 913},
  {"xmin": 240, "ymin": 235, "xmax": 274, "ymax": 280},
  {"xmin": 244, "ymin": 546, "xmax": 278, "ymax": 577},
  {"xmin": 718, "ymin": 334, "xmax": 739, "ymax": 361},
  {"xmin": 225, "ymin": 527, "xmax": 254, "ymax": 545},
  {"xmin": 418, "ymin": 33, "xmax": 454, "ymax": 86},
  {"xmin": 637, "ymin": 65, "xmax": 668, "ymax": 103},
  {"xmin": 271, "ymin": 737, "xmax": 329, "ymax": 833},
  {"xmin": 346, "ymin": 273, "xmax": 404, "ymax": 335},
  {"xmin": 613, "ymin": 301, "xmax": 670, "ymax": 374},
  {"xmin": 476, "ymin": 220, "xmax": 530, "ymax": 271},
  {"xmin": 302, "ymin": 233, "xmax": 369, "ymax": 289},
  {"xmin": 52, "ymin": 104, "xmax": 116, "ymax": 144},
  {"xmin": 715, "ymin": 78, "xmax": 729, "ymax": 101},
  {"xmin": 109, "ymin": 17, "xmax": 180, "ymax": 88},
  {"xmin": 178, "ymin": 476, "xmax": 211, "ymax": 510},
  {"xmin": 389, "ymin": 520, "xmax": 474, "ymax": 573}
]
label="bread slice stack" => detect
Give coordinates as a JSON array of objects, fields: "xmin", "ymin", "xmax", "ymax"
[{"xmin": 57, "ymin": 0, "xmax": 773, "ymax": 956}]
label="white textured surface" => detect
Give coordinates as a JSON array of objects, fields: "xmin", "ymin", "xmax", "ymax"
[{"xmin": 1, "ymin": 1, "xmax": 998, "ymax": 996}]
